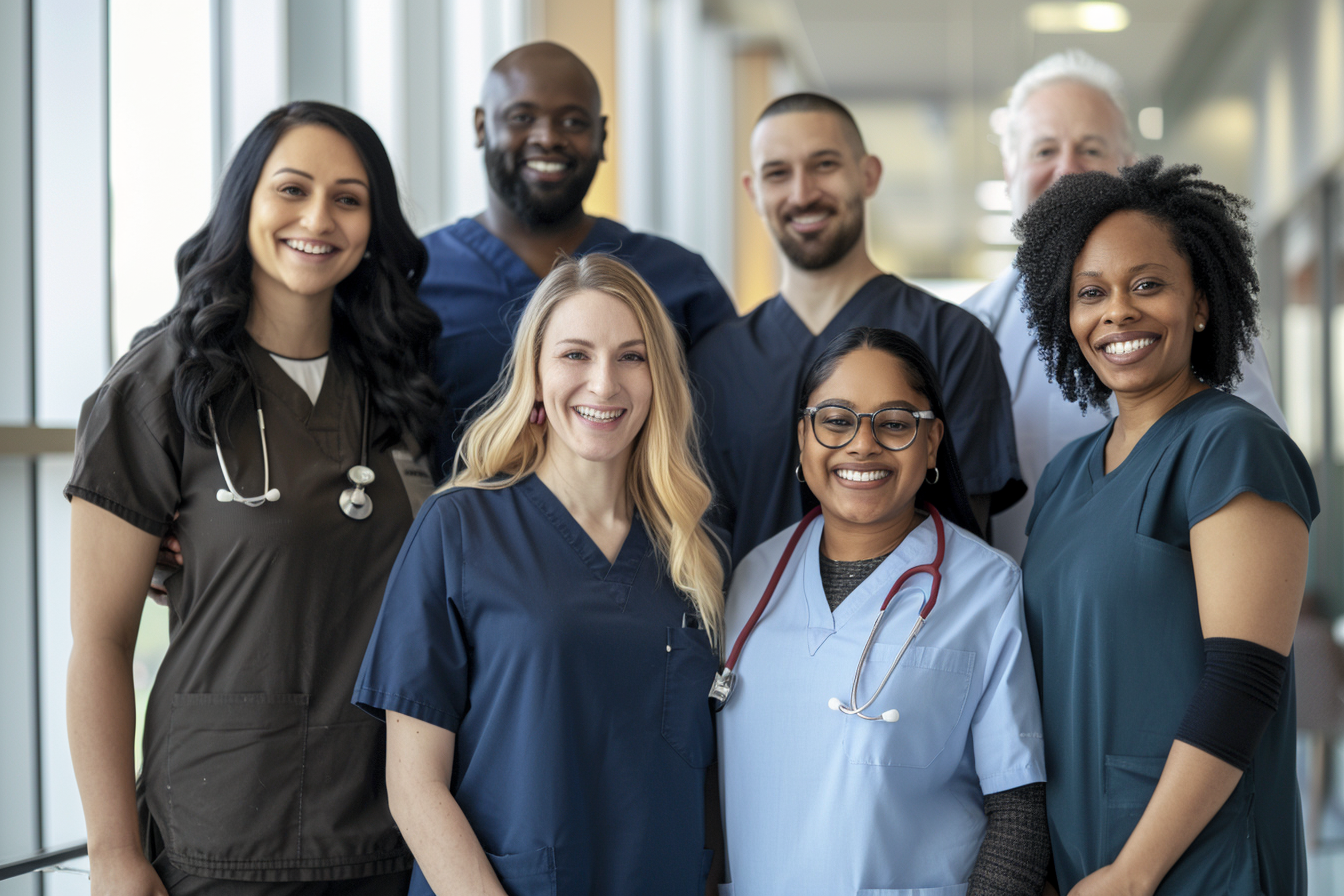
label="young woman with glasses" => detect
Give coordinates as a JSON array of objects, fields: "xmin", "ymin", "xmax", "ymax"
[{"xmin": 714, "ymin": 326, "xmax": 1050, "ymax": 895}]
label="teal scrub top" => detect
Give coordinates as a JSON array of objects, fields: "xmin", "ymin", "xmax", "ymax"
[{"xmin": 1022, "ymin": 390, "xmax": 1318, "ymax": 895}]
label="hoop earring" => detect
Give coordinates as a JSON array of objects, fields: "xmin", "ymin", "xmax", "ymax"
[
  {"xmin": 925, "ymin": 467, "xmax": 940, "ymax": 485},
  {"xmin": 795, "ymin": 464, "xmax": 805, "ymax": 483}
]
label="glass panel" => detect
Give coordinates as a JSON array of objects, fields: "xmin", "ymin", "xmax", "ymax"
[
  {"xmin": 108, "ymin": 0, "xmax": 212, "ymax": 357},
  {"xmin": 1282, "ymin": 202, "xmax": 1325, "ymax": 467}
]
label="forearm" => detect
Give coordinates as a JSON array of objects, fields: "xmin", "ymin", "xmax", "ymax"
[
  {"xmin": 967, "ymin": 782, "xmax": 1049, "ymax": 896},
  {"xmin": 388, "ymin": 775, "xmax": 505, "ymax": 896},
  {"xmin": 67, "ymin": 637, "xmax": 143, "ymax": 859},
  {"xmin": 385, "ymin": 712, "xmax": 505, "ymax": 896},
  {"xmin": 1087, "ymin": 741, "xmax": 1242, "ymax": 895}
]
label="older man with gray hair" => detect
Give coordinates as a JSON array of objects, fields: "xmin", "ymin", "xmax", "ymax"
[{"xmin": 963, "ymin": 50, "xmax": 1284, "ymax": 562}]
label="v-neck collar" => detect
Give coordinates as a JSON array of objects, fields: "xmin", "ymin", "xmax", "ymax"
[
  {"xmin": 765, "ymin": 273, "xmax": 898, "ymax": 348},
  {"xmin": 798, "ymin": 511, "xmax": 940, "ymax": 655},
  {"xmin": 244, "ymin": 335, "xmax": 346, "ymax": 431},
  {"xmin": 1086, "ymin": 389, "xmax": 1218, "ymax": 492},
  {"xmin": 517, "ymin": 474, "xmax": 650, "ymax": 586},
  {"xmin": 452, "ymin": 216, "xmax": 626, "ymax": 294}
]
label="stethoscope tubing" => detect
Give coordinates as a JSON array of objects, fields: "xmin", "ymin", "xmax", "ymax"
[
  {"xmin": 835, "ymin": 506, "xmax": 945, "ymax": 720},
  {"xmin": 714, "ymin": 501, "xmax": 946, "ymax": 721}
]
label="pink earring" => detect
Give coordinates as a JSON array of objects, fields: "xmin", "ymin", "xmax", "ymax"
[{"xmin": 529, "ymin": 401, "xmax": 547, "ymax": 426}]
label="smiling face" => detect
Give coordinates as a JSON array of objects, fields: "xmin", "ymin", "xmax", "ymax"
[
  {"xmin": 746, "ymin": 110, "xmax": 878, "ymax": 271},
  {"xmin": 798, "ymin": 347, "xmax": 943, "ymax": 540},
  {"xmin": 247, "ymin": 124, "xmax": 371, "ymax": 306},
  {"xmin": 1070, "ymin": 209, "xmax": 1209, "ymax": 404},
  {"xmin": 478, "ymin": 50, "xmax": 605, "ymax": 226},
  {"xmin": 1005, "ymin": 80, "xmax": 1132, "ymax": 218},
  {"xmin": 536, "ymin": 289, "xmax": 653, "ymax": 473}
]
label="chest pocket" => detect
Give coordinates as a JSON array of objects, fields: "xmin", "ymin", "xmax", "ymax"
[
  {"xmin": 662, "ymin": 626, "xmax": 718, "ymax": 768},
  {"xmin": 842, "ymin": 645, "xmax": 973, "ymax": 768}
]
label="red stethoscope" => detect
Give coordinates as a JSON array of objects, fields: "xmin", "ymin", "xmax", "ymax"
[{"xmin": 709, "ymin": 502, "xmax": 947, "ymax": 723}]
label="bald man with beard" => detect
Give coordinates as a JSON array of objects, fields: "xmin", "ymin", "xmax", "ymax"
[{"xmin": 419, "ymin": 42, "xmax": 735, "ymax": 475}]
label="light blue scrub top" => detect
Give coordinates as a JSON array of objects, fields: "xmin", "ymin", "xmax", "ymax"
[{"xmin": 717, "ymin": 512, "xmax": 1045, "ymax": 896}]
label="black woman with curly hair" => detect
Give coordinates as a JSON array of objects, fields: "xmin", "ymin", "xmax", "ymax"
[
  {"xmin": 1015, "ymin": 156, "xmax": 1317, "ymax": 896},
  {"xmin": 65, "ymin": 102, "xmax": 441, "ymax": 896}
]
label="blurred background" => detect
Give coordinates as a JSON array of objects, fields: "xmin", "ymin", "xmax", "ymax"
[{"xmin": 3, "ymin": 0, "xmax": 1344, "ymax": 892}]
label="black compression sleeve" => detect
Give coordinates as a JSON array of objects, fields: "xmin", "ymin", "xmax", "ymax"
[
  {"xmin": 966, "ymin": 782, "xmax": 1050, "ymax": 896},
  {"xmin": 1174, "ymin": 637, "xmax": 1289, "ymax": 770}
]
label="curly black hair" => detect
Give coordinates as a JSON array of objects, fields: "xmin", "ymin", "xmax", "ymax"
[{"xmin": 1013, "ymin": 156, "xmax": 1259, "ymax": 411}]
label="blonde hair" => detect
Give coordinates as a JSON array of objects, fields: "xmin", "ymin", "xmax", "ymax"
[{"xmin": 445, "ymin": 254, "xmax": 726, "ymax": 644}]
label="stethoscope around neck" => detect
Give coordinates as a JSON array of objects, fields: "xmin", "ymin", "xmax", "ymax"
[
  {"xmin": 709, "ymin": 501, "xmax": 946, "ymax": 722},
  {"xmin": 209, "ymin": 381, "xmax": 377, "ymax": 520}
]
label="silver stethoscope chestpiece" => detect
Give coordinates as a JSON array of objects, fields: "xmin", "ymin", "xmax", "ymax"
[{"xmin": 340, "ymin": 465, "xmax": 375, "ymax": 520}]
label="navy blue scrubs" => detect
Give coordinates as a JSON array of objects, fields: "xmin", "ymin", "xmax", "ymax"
[
  {"xmin": 419, "ymin": 218, "xmax": 737, "ymax": 474},
  {"xmin": 354, "ymin": 475, "xmax": 718, "ymax": 896},
  {"xmin": 689, "ymin": 275, "xmax": 1023, "ymax": 565}
]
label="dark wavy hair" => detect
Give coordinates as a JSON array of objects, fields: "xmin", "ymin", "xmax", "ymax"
[
  {"xmin": 797, "ymin": 327, "xmax": 981, "ymax": 538},
  {"xmin": 165, "ymin": 101, "xmax": 441, "ymax": 451},
  {"xmin": 1013, "ymin": 156, "xmax": 1259, "ymax": 411}
]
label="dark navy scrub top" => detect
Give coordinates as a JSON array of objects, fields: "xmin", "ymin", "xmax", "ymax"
[
  {"xmin": 419, "ymin": 217, "xmax": 737, "ymax": 474},
  {"xmin": 689, "ymin": 274, "xmax": 1023, "ymax": 564},
  {"xmin": 1022, "ymin": 390, "xmax": 1318, "ymax": 894},
  {"xmin": 354, "ymin": 475, "xmax": 719, "ymax": 896}
]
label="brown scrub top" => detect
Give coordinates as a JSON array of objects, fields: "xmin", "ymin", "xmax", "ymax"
[{"xmin": 66, "ymin": 329, "xmax": 430, "ymax": 882}]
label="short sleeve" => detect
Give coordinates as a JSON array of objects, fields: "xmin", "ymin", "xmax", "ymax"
[
  {"xmin": 65, "ymin": 381, "xmax": 181, "ymax": 536},
  {"xmin": 1184, "ymin": 405, "xmax": 1319, "ymax": 531},
  {"xmin": 936, "ymin": 311, "xmax": 1025, "ymax": 510},
  {"xmin": 970, "ymin": 564, "xmax": 1047, "ymax": 794},
  {"xmin": 352, "ymin": 492, "xmax": 470, "ymax": 732},
  {"xmin": 681, "ymin": 265, "xmax": 738, "ymax": 347}
]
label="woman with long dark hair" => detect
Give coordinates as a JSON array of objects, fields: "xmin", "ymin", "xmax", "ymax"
[
  {"xmin": 714, "ymin": 327, "xmax": 1050, "ymax": 895},
  {"xmin": 66, "ymin": 101, "xmax": 441, "ymax": 896}
]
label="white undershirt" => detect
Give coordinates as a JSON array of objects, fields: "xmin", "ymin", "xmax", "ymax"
[{"xmin": 269, "ymin": 353, "xmax": 328, "ymax": 406}]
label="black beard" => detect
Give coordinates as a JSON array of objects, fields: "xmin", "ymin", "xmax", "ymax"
[
  {"xmin": 484, "ymin": 146, "xmax": 600, "ymax": 228},
  {"xmin": 774, "ymin": 196, "xmax": 865, "ymax": 271}
]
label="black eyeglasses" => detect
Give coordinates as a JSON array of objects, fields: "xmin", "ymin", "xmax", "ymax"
[{"xmin": 801, "ymin": 405, "xmax": 936, "ymax": 452}]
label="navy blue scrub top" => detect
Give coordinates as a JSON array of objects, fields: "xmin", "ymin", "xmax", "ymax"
[
  {"xmin": 1022, "ymin": 390, "xmax": 1318, "ymax": 895},
  {"xmin": 419, "ymin": 217, "xmax": 737, "ymax": 476},
  {"xmin": 354, "ymin": 475, "xmax": 719, "ymax": 896},
  {"xmin": 689, "ymin": 274, "xmax": 1023, "ymax": 565}
]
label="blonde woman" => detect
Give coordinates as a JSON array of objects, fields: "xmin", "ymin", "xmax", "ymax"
[{"xmin": 354, "ymin": 254, "xmax": 724, "ymax": 896}]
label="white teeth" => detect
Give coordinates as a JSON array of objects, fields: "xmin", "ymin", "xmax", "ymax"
[
  {"xmin": 285, "ymin": 239, "xmax": 334, "ymax": 255},
  {"xmin": 527, "ymin": 160, "xmax": 566, "ymax": 173},
  {"xmin": 791, "ymin": 213, "xmax": 828, "ymax": 225},
  {"xmin": 836, "ymin": 469, "xmax": 891, "ymax": 482},
  {"xmin": 1103, "ymin": 337, "xmax": 1156, "ymax": 355},
  {"xmin": 576, "ymin": 407, "xmax": 623, "ymax": 421}
]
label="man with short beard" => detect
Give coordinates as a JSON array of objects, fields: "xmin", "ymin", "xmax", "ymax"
[
  {"xmin": 419, "ymin": 42, "xmax": 735, "ymax": 475},
  {"xmin": 690, "ymin": 94, "xmax": 1022, "ymax": 565}
]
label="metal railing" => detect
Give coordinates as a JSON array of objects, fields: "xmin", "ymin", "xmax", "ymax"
[{"xmin": 0, "ymin": 841, "xmax": 89, "ymax": 882}]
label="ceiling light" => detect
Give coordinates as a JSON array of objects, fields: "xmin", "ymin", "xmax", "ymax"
[
  {"xmin": 976, "ymin": 180, "xmax": 1012, "ymax": 212},
  {"xmin": 1026, "ymin": 2, "xmax": 1130, "ymax": 33},
  {"xmin": 1138, "ymin": 107, "xmax": 1164, "ymax": 140}
]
